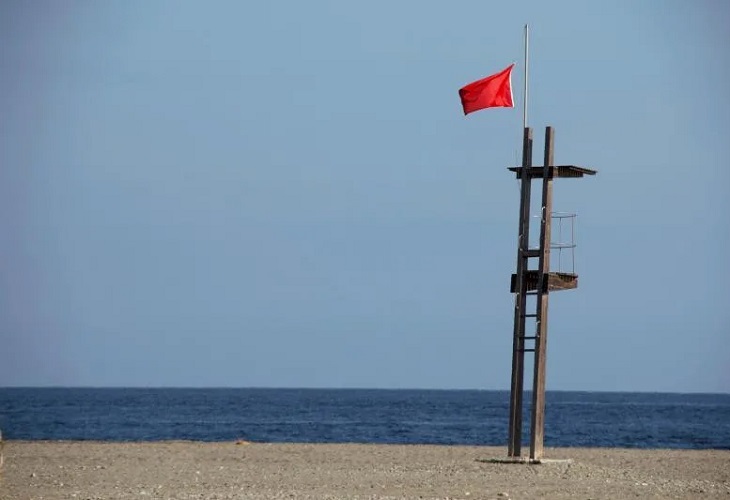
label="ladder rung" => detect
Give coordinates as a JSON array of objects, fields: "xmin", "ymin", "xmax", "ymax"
[
  {"xmin": 520, "ymin": 348, "xmax": 535, "ymax": 352},
  {"xmin": 522, "ymin": 336, "xmax": 537, "ymax": 340},
  {"xmin": 524, "ymin": 249, "xmax": 541, "ymax": 258},
  {"xmin": 524, "ymin": 314, "xmax": 538, "ymax": 318}
]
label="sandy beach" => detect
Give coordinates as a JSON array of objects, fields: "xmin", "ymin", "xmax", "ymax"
[{"xmin": 1, "ymin": 441, "xmax": 729, "ymax": 499}]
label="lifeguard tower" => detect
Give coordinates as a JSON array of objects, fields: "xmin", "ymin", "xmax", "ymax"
[{"xmin": 507, "ymin": 126, "xmax": 596, "ymax": 461}]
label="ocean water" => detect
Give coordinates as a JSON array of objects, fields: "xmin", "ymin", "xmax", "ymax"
[{"xmin": 1, "ymin": 388, "xmax": 729, "ymax": 449}]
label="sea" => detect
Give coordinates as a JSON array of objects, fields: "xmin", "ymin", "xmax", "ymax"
[{"xmin": 1, "ymin": 388, "xmax": 729, "ymax": 449}]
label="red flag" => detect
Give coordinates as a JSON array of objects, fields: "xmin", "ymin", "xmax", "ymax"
[{"xmin": 458, "ymin": 64, "xmax": 515, "ymax": 115}]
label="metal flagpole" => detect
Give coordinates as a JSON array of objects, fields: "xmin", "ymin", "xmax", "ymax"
[{"xmin": 523, "ymin": 24, "xmax": 529, "ymax": 130}]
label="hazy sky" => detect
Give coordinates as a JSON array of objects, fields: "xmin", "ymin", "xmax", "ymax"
[{"xmin": 1, "ymin": 1, "xmax": 728, "ymax": 392}]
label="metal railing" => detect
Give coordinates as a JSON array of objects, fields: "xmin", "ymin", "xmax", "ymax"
[{"xmin": 530, "ymin": 212, "xmax": 577, "ymax": 274}]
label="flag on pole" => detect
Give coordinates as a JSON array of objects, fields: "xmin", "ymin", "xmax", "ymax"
[{"xmin": 458, "ymin": 64, "xmax": 515, "ymax": 115}]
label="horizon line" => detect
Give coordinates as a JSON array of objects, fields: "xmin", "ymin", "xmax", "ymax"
[{"xmin": 1, "ymin": 386, "xmax": 728, "ymax": 396}]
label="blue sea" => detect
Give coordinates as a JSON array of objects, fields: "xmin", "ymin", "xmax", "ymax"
[{"xmin": 1, "ymin": 388, "xmax": 729, "ymax": 449}]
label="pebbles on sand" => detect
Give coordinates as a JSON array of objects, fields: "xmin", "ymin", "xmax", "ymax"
[{"xmin": 1, "ymin": 441, "xmax": 729, "ymax": 499}]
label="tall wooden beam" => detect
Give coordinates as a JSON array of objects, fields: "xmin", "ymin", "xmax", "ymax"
[
  {"xmin": 529, "ymin": 126, "xmax": 555, "ymax": 460},
  {"xmin": 508, "ymin": 127, "xmax": 533, "ymax": 457}
]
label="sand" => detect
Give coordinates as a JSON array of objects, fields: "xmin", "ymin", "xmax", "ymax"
[{"xmin": 1, "ymin": 441, "xmax": 729, "ymax": 499}]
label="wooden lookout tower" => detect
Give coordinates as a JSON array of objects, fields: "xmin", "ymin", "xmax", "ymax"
[{"xmin": 507, "ymin": 125, "xmax": 596, "ymax": 461}]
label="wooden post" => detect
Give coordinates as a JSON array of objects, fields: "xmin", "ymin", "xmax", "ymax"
[
  {"xmin": 508, "ymin": 127, "xmax": 533, "ymax": 457},
  {"xmin": 529, "ymin": 126, "xmax": 555, "ymax": 460}
]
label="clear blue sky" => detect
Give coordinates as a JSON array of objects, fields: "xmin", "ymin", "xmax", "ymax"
[{"xmin": 1, "ymin": 1, "xmax": 728, "ymax": 392}]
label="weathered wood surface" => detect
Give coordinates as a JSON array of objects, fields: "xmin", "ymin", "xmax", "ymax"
[
  {"xmin": 510, "ymin": 271, "xmax": 578, "ymax": 293},
  {"xmin": 530, "ymin": 125, "xmax": 556, "ymax": 461},
  {"xmin": 507, "ymin": 165, "xmax": 597, "ymax": 178},
  {"xmin": 508, "ymin": 126, "xmax": 534, "ymax": 458}
]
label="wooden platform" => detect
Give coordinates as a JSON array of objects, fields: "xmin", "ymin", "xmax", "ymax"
[
  {"xmin": 507, "ymin": 165, "xmax": 597, "ymax": 179},
  {"xmin": 510, "ymin": 271, "xmax": 578, "ymax": 293}
]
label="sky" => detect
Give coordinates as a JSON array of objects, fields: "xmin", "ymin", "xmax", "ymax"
[{"xmin": 1, "ymin": 1, "xmax": 728, "ymax": 392}]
